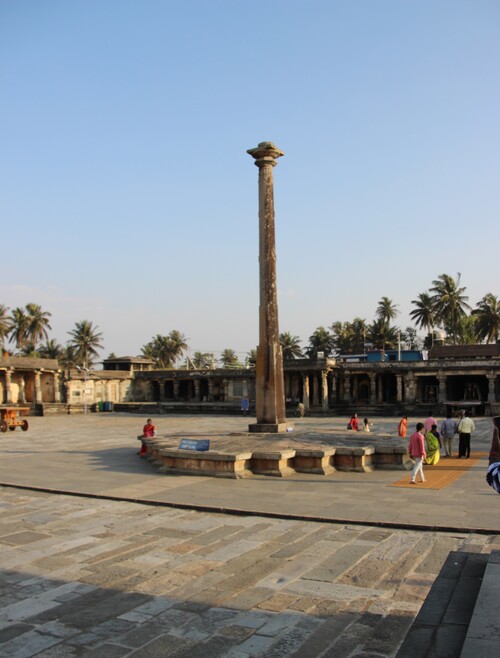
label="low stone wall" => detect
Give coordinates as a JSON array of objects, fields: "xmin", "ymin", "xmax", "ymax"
[{"xmin": 144, "ymin": 440, "xmax": 409, "ymax": 478}]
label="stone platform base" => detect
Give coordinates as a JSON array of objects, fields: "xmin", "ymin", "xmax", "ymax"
[{"xmin": 144, "ymin": 430, "xmax": 409, "ymax": 479}]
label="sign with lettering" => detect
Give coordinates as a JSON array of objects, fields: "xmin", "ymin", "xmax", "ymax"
[{"xmin": 178, "ymin": 438, "xmax": 210, "ymax": 452}]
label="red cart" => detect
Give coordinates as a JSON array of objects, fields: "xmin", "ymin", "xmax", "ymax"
[{"xmin": 0, "ymin": 407, "xmax": 30, "ymax": 433}]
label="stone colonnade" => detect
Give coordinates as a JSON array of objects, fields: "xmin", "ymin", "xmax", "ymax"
[{"xmin": 0, "ymin": 369, "xmax": 61, "ymax": 404}]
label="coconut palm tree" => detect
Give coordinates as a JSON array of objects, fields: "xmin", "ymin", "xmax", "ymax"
[
  {"xmin": 306, "ymin": 326, "xmax": 335, "ymax": 358},
  {"xmin": 330, "ymin": 322, "xmax": 355, "ymax": 355},
  {"xmin": 376, "ymin": 297, "xmax": 399, "ymax": 324},
  {"xmin": 410, "ymin": 292, "xmax": 435, "ymax": 338},
  {"xmin": 366, "ymin": 318, "xmax": 399, "ymax": 350},
  {"xmin": 472, "ymin": 293, "xmax": 500, "ymax": 343},
  {"xmin": 24, "ymin": 303, "xmax": 52, "ymax": 352},
  {"xmin": 67, "ymin": 320, "xmax": 103, "ymax": 368},
  {"xmin": 144, "ymin": 335, "xmax": 175, "ymax": 369},
  {"xmin": 167, "ymin": 330, "xmax": 188, "ymax": 366},
  {"xmin": 220, "ymin": 348, "xmax": 241, "ymax": 368},
  {"xmin": 331, "ymin": 318, "xmax": 367, "ymax": 354},
  {"xmin": 454, "ymin": 315, "xmax": 479, "ymax": 345},
  {"xmin": 8, "ymin": 307, "xmax": 29, "ymax": 351},
  {"xmin": 430, "ymin": 273, "xmax": 471, "ymax": 343},
  {"xmin": 279, "ymin": 332, "xmax": 303, "ymax": 360},
  {"xmin": 59, "ymin": 345, "xmax": 78, "ymax": 369},
  {"xmin": 190, "ymin": 351, "xmax": 214, "ymax": 368},
  {"xmin": 39, "ymin": 339, "xmax": 64, "ymax": 360},
  {"xmin": 246, "ymin": 348, "xmax": 257, "ymax": 367},
  {"xmin": 0, "ymin": 304, "xmax": 11, "ymax": 349}
]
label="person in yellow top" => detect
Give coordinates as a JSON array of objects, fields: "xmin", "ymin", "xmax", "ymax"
[
  {"xmin": 425, "ymin": 424, "xmax": 441, "ymax": 465},
  {"xmin": 457, "ymin": 411, "xmax": 475, "ymax": 459}
]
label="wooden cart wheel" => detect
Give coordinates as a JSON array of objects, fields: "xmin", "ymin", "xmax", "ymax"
[
  {"xmin": 9, "ymin": 426, "xmax": 16, "ymax": 431},
  {"xmin": 21, "ymin": 420, "xmax": 29, "ymax": 432},
  {"xmin": 0, "ymin": 420, "xmax": 7, "ymax": 433}
]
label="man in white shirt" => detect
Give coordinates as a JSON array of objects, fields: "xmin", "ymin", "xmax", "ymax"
[{"xmin": 457, "ymin": 411, "xmax": 475, "ymax": 459}]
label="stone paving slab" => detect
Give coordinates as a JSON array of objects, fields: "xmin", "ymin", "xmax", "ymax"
[
  {"xmin": 0, "ymin": 487, "xmax": 498, "ymax": 658},
  {"xmin": 0, "ymin": 414, "xmax": 499, "ymax": 533},
  {"xmin": 0, "ymin": 413, "xmax": 499, "ymax": 656}
]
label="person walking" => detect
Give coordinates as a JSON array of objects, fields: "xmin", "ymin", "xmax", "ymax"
[
  {"xmin": 457, "ymin": 411, "xmax": 475, "ymax": 459},
  {"xmin": 409, "ymin": 423, "xmax": 426, "ymax": 484},
  {"xmin": 440, "ymin": 412, "xmax": 458, "ymax": 457},
  {"xmin": 398, "ymin": 416, "xmax": 408, "ymax": 438}
]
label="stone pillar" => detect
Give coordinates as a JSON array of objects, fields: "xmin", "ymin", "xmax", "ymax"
[
  {"xmin": 312, "ymin": 375, "xmax": 319, "ymax": 406},
  {"xmin": 194, "ymin": 378, "xmax": 200, "ymax": 401},
  {"xmin": 34, "ymin": 371, "xmax": 42, "ymax": 404},
  {"xmin": 343, "ymin": 374, "xmax": 351, "ymax": 403},
  {"xmin": 173, "ymin": 380, "xmax": 179, "ymax": 400},
  {"xmin": 208, "ymin": 379, "xmax": 214, "ymax": 401},
  {"xmin": 222, "ymin": 378, "xmax": 229, "ymax": 401},
  {"xmin": 488, "ymin": 373, "xmax": 496, "ymax": 403},
  {"xmin": 437, "ymin": 372, "xmax": 447, "ymax": 403},
  {"xmin": 4, "ymin": 369, "xmax": 13, "ymax": 404},
  {"xmin": 18, "ymin": 376, "xmax": 26, "ymax": 404},
  {"xmin": 377, "ymin": 375, "xmax": 383, "ymax": 403},
  {"xmin": 396, "ymin": 375, "xmax": 403, "ymax": 402},
  {"xmin": 247, "ymin": 141, "xmax": 288, "ymax": 432},
  {"xmin": 352, "ymin": 376, "xmax": 359, "ymax": 402},
  {"xmin": 330, "ymin": 374, "xmax": 337, "ymax": 403},
  {"xmin": 405, "ymin": 373, "xmax": 416, "ymax": 402},
  {"xmin": 321, "ymin": 370, "xmax": 329, "ymax": 412},
  {"xmin": 369, "ymin": 373, "xmax": 377, "ymax": 404},
  {"xmin": 53, "ymin": 372, "xmax": 61, "ymax": 403},
  {"xmin": 302, "ymin": 373, "xmax": 310, "ymax": 412}
]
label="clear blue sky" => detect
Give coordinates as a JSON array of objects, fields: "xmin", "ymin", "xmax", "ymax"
[{"xmin": 1, "ymin": 1, "xmax": 499, "ymax": 361}]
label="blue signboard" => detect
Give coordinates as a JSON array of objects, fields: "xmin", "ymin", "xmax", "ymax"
[{"xmin": 178, "ymin": 438, "xmax": 210, "ymax": 451}]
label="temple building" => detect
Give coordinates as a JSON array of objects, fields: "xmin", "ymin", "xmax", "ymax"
[{"xmin": 1, "ymin": 345, "xmax": 499, "ymax": 417}]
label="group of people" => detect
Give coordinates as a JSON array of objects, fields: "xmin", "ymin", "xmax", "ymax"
[
  {"xmin": 348, "ymin": 413, "xmax": 373, "ymax": 432},
  {"xmin": 398, "ymin": 410, "xmax": 476, "ymax": 484}
]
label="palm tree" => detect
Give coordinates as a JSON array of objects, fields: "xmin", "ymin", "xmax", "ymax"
[
  {"xmin": 306, "ymin": 326, "xmax": 335, "ymax": 358},
  {"xmin": 190, "ymin": 351, "xmax": 214, "ymax": 368},
  {"xmin": 455, "ymin": 315, "xmax": 479, "ymax": 345},
  {"xmin": 67, "ymin": 320, "xmax": 103, "ymax": 367},
  {"xmin": 430, "ymin": 273, "xmax": 471, "ymax": 343},
  {"xmin": 366, "ymin": 318, "xmax": 399, "ymax": 350},
  {"xmin": 331, "ymin": 322, "xmax": 355, "ymax": 355},
  {"xmin": 410, "ymin": 292, "xmax": 435, "ymax": 339},
  {"xmin": 59, "ymin": 345, "xmax": 78, "ymax": 369},
  {"xmin": 167, "ymin": 330, "xmax": 188, "ymax": 366},
  {"xmin": 24, "ymin": 303, "xmax": 52, "ymax": 352},
  {"xmin": 220, "ymin": 349, "xmax": 241, "ymax": 368},
  {"xmin": 144, "ymin": 335, "xmax": 175, "ymax": 369},
  {"xmin": 472, "ymin": 293, "xmax": 500, "ymax": 343},
  {"xmin": 8, "ymin": 307, "xmax": 29, "ymax": 350},
  {"xmin": 279, "ymin": 332, "xmax": 303, "ymax": 359},
  {"xmin": 331, "ymin": 318, "xmax": 367, "ymax": 354},
  {"xmin": 376, "ymin": 297, "xmax": 399, "ymax": 323},
  {"xmin": 39, "ymin": 339, "xmax": 64, "ymax": 359},
  {"xmin": 246, "ymin": 348, "xmax": 257, "ymax": 367},
  {"xmin": 0, "ymin": 304, "xmax": 11, "ymax": 349}
]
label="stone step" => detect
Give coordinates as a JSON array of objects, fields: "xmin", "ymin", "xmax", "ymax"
[{"xmin": 396, "ymin": 550, "xmax": 489, "ymax": 658}]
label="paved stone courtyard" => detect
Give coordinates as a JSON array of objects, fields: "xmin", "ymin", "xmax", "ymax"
[{"xmin": 0, "ymin": 414, "xmax": 499, "ymax": 656}]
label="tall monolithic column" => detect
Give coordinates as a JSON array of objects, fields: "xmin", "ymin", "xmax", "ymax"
[{"xmin": 247, "ymin": 142, "xmax": 289, "ymax": 432}]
